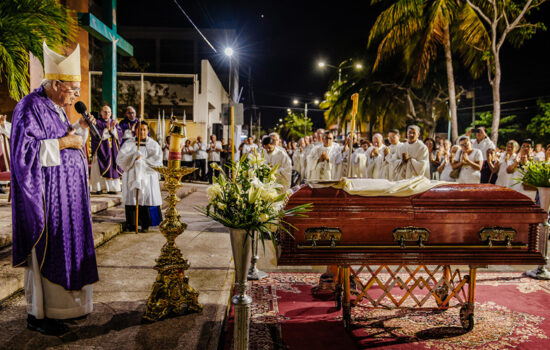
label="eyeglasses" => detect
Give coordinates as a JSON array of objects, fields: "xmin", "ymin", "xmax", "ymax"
[{"xmin": 57, "ymin": 81, "xmax": 80, "ymax": 94}]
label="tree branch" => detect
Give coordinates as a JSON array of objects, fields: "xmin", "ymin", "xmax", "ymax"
[{"xmin": 466, "ymin": 0, "xmax": 491, "ymax": 25}]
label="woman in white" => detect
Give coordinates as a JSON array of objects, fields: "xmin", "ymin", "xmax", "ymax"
[
  {"xmin": 507, "ymin": 139, "xmax": 537, "ymax": 201},
  {"xmin": 438, "ymin": 145, "xmax": 459, "ymax": 182},
  {"xmin": 494, "ymin": 140, "xmax": 519, "ymax": 188},
  {"xmin": 452, "ymin": 136, "xmax": 483, "ymax": 184}
]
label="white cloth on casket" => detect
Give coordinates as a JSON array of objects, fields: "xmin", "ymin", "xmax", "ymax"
[
  {"xmin": 308, "ymin": 176, "xmax": 444, "ymax": 197},
  {"xmin": 117, "ymin": 137, "xmax": 163, "ymax": 206},
  {"xmin": 366, "ymin": 145, "xmax": 386, "ymax": 179},
  {"xmin": 308, "ymin": 143, "xmax": 342, "ymax": 181},
  {"xmin": 263, "ymin": 147, "xmax": 292, "ymax": 189},
  {"xmin": 395, "ymin": 140, "xmax": 429, "ymax": 180}
]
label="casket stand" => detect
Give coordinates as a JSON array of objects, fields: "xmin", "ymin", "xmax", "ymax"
[{"xmin": 276, "ymin": 180, "xmax": 548, "ymax": 330}]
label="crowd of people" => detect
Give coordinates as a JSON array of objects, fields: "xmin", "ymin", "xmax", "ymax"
[{"xmin": 181, "ymin": 125, "xmax": 550, "ymax": 204}]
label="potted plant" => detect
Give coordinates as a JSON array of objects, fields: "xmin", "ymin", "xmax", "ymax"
[
  {"xmin": 197, "ymin": 153, "xmax": 311, "ymax": 349},
  {"xmin": 517, "ymin": 160, "xmax": 550, "ymax": 211}
]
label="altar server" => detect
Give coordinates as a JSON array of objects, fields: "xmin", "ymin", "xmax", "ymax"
[
  {"xmin": 309, "ymin": 132, "xmax": 342, "ymax": 180},
  {"xmin": 351, "ymin": 140, "xmax": 369, "ymax": 178},
  {"xmin": 366, "ymin": 133, "xmax": 387, "ymax": 179},
  {"xmin": 453, "ymin": 136, "xmax": 483, "ymax": 184},
  {"xmin": 395, "ymin": 125, "xmax": 430, "ymax": 179},
  {"xmin": 117, "ymin": 122, "xmax": 163, "ymax": 232},
  {"xmin": 90, "ymin": 105, "xmax": 122, "ymax": 194},
  {"xmin": 262, "ymin": 136, "xmax": 292, "ymax": 189},
  {"xmin": 11, "ymin": 42, "xmax": 97, "ymax": 335}
]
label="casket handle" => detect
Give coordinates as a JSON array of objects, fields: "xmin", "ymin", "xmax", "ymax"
[
  {"xmin": 392, "ymin": 227, "xmax": 430, "ymax": 248},
  {"xmin": 304, "ymin": 227, "xmax": 342, "ymax": 248},
  {"xmin": 479, "ymin": 227, "xmax": 516, "ymax": 248}
]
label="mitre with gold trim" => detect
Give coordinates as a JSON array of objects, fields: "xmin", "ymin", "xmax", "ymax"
[{"xmin": 43, "ymin": 41, "xmax": 81, "ymax": 82}]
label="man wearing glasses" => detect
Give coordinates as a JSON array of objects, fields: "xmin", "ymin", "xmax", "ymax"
[{"xmin": 10, "ymin": 42, "xmax": 98, "ymax": 335}]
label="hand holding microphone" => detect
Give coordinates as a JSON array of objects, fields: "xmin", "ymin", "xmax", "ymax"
[{"xmin": 74, "ymin": 101, "xmax": 100, "ymax": 139}]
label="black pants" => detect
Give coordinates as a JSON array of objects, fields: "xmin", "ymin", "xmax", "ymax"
[
  {"xmin": 125, "ymin": 205, "xmax": 162, "ymax": 231},
  {"xmin": 194, "ymin": 159, "xmax": 206, "ymax": 181},
  {"xmin": 207, "ymin": 161, "xmax": 221, "ymax": 183}
]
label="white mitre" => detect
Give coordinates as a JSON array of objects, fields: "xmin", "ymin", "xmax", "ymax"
[{"xmin": 43, "ymin": 41, "xmax": 81, "ymax": 82}]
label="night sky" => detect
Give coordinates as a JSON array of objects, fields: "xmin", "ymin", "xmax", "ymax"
[{"xmin": 118, "ymin": 0, "xmax": 550, "ymax": 132}]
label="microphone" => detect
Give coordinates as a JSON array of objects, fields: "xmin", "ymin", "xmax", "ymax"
[{"xmin": 74, "ymin": 101, "xmax": 100, "ymax": 139}]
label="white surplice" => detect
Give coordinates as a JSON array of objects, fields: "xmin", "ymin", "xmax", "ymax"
[
  {"xmin": 395, "ymin": 140, "xmax": 430, "ymax": 179},
  {"xmin": 263, "ymin": 147, "xmax": 292, "ymax": 189},
  {"xmin": 117, "ymin": 137, "xmax": 163, "ymax": 206},
  {"xmin": 366, "ymin": 145, "xmax": 387, "ymax": 179},
  {"xmin": 382, "ymin": 142, "xmax": 402, "ymax": 181},
  {"xmin": 308, "ymin": 143, "xmax": 342, "ymax": 181}
]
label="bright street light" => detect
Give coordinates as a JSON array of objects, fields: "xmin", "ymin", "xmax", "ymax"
[
  {"xmin": 224, "ymin": 47, "xmax": 234, "ymax": 57},
  {"xmin": 355, "ymin": 63, "xmax": 363, "ymax": 69},
  {"xmin": 287, "ymin": 108, "xmax": 291, "ymax": 113},
  {"xmin": 293, "ymin": 99, "xmax": 299, "ymax": 105},
  {"xmin": 314, "ymin": 99, "xmax": 320, "ymax": 105},
  {"xmin": 279, "ymin": 118, "xmax": 283, "ymax": 122},
  {"xmin": 318, "ymin": 61, "xmax": 326, "ymax": 67}
]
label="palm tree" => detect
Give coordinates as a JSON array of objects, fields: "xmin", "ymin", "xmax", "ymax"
[
  {"xmin": 276, "ymin": 111, "xmax": 313, "ymax": 141},
  {"xmin": 0, "ymin": 0, "xmax": 77, "ymax": 101},
  {"xmin": 368, "ymin": 0, "xmax": 489, "ymax": 142}
]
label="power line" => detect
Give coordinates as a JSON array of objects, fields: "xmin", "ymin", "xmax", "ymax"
[
  {"xmin": 457, "ymin": 95, "xmax": 549, "ymax": 111},
  {"xmin": 173, "ymin": 0, "xmax": 217, "ymax": 53}
]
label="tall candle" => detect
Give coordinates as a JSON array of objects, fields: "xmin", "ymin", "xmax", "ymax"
[{"xmin": 167, "ymin": 121, "xmax": 186, "ymax": 169}]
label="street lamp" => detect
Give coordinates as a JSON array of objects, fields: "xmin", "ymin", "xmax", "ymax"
[
  {"xmin": 225, "ymin": 47, "xmax": 234, "ymax": 102},
  {"xmin": 292, "ymin": 98, "xmax": 319, "ymax": 136},
  {"xmin": 317, "ymin": 60, "xmax": 363, "ymax": 83}
]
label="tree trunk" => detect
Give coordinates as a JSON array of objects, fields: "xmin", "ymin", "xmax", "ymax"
[
  {"xmin": 490, "ymin": 54, "xmax": 501, "ymax": 145},
  {"xmin": 443, "ymin": 24, "xmax": 459, "ymax": 143}
]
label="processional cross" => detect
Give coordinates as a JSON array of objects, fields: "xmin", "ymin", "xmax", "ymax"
[{"xmin": 79, "ymin": 0, "xmax": 134, "ymax": 117}]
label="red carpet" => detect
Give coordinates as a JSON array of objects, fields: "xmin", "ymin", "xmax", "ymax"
[{"xmin": 224, "ymin": 271, "xmax": 550, "ymax": 349}]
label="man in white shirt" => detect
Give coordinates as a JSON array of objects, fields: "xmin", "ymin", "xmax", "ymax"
[
  {"xmin": 207, "ymin": 134, "xmax": 223, "ymax": 183},
  {"xmin": 471, "ymin": 127, "xmax": 496, "ymax": 161},
  {"xmin": 241, "ymin": 136, "xmax": 259, "ymax": 158},
  {"xmin": 193, "ymin": 136, "xmax": 207, "ymax": 181},
  {"xmin": 395, "ymin": 125, "xmax": 430, "ymax": 179},
  {"xmin": 262, "ymin": 136, "xmax": 292, "ymax": 189}
]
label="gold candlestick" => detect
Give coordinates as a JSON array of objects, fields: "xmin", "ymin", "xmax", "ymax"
[
  {"xmin": 142, "ymin": 165, "xmax": 203, "ymax": 322},
  {"xmin": 167, "ymin": 121, "xmax": 186, "ymax": 169}
]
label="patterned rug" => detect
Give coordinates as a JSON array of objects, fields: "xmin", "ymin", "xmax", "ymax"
[{"xmin": 224, "ymin": 271, "xmax": 550, "ymax": 349}]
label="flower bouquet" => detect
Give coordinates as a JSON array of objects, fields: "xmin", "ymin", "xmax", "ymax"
[
  {"xmin": 199, "ymin": 153, "xmax": 312, "ymax": 246},
  {"xmin": 197, "ymin": 153, "xmax": 311, "ymax": 350}
]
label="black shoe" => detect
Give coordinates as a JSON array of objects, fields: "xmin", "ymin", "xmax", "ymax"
[
  {"xmin": 94, "ymin": 191, "xmax": 102, "ymax": 195},
  {"xmin": 107, "ymin": 191, "xmax": 117, "ymax": 194},
  {"xmin": 27, "ymin": 315, "xmax": 69, "ymax": 336}
]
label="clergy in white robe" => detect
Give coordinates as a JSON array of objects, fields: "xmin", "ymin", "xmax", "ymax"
[
  {"xmin": 117, "ymin": 122, "xmax": 163, "ymax": 232},
  {"xmin": 395, "ymin": 125, "xmax": 430, "ymax": 179},
  {"xmin": 262, "ymin": 136, "xmax": 293, "ymax": 189},
  {"xmin": 351, "ymin": 141, "xmax": 369, "ymax": 178},
  {"xmin": 366, "ymin": 133, "xmax": 387, "ymax": 179},
  {"xmin": 304, "ymin": 137, "xmax": 323, "ymax": 181},
  {"xmin": 292, "ymin": 138, "xmax": 306, "ymax": 181},
  {"xmin": 382, "ymin": 129, "xmax": 402, "ymax": 180},
  {"xmin": 471, "ymin": 127, "xmax": 496, "ymax": 161},
  {"xmin": 309, "ymin": 132, "xmax": 342, "ymax": 181}
]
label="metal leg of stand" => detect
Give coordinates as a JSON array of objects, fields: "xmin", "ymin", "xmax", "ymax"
[
  {"xmin": 526, "ymin": 222, "xmax": 550, "ymax": 280},
  {"xmin": 342, "ymin": 266, "xmax": 351, "ymax": 329},
  {"xmin": 247, "ymin": 231, "xmax": 267, "ymax": 280}
]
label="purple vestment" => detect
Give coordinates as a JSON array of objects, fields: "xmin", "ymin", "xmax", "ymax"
[
  {"xmin": 10, "ymin": 86, "xmax": 98, "ymax": 290},
  {"xmin": 91, "ymin": 118, "xmax": 123, "ymax": 179},
  {"xmin": 119, "ymin": 117, "xmax": 138, "ymax": 144}
]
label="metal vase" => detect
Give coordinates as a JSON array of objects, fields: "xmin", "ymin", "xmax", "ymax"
[
  {"xmin": 248, "ymin": 231, "xmax": 268, "ymax": 280},
  {"xmin": 526, "ymin": 187, "xmax": 550, "ymax": 280},
  {"xmin": 229, "ymin": 228, "xmax": 252, "ymax": 350}
]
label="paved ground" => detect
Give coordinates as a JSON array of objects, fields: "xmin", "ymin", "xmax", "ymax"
[{"xmin": 0, "ymin": 183, "xmax": 234, "ymax": 350}]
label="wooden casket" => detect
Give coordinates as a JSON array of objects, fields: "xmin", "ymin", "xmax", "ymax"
[{"xmin": 276, "ymin": 183, "xmax": 549, "ymax": 330}]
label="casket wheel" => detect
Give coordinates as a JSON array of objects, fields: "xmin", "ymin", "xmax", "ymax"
[{"xmin": 459, "ymin": 305, "xmax": 474, "ymax": 331}]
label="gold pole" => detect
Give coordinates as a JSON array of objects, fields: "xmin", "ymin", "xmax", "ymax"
[{"xmin": 347, "ymin": 93, "xmax": 359, "ymax": 177}]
